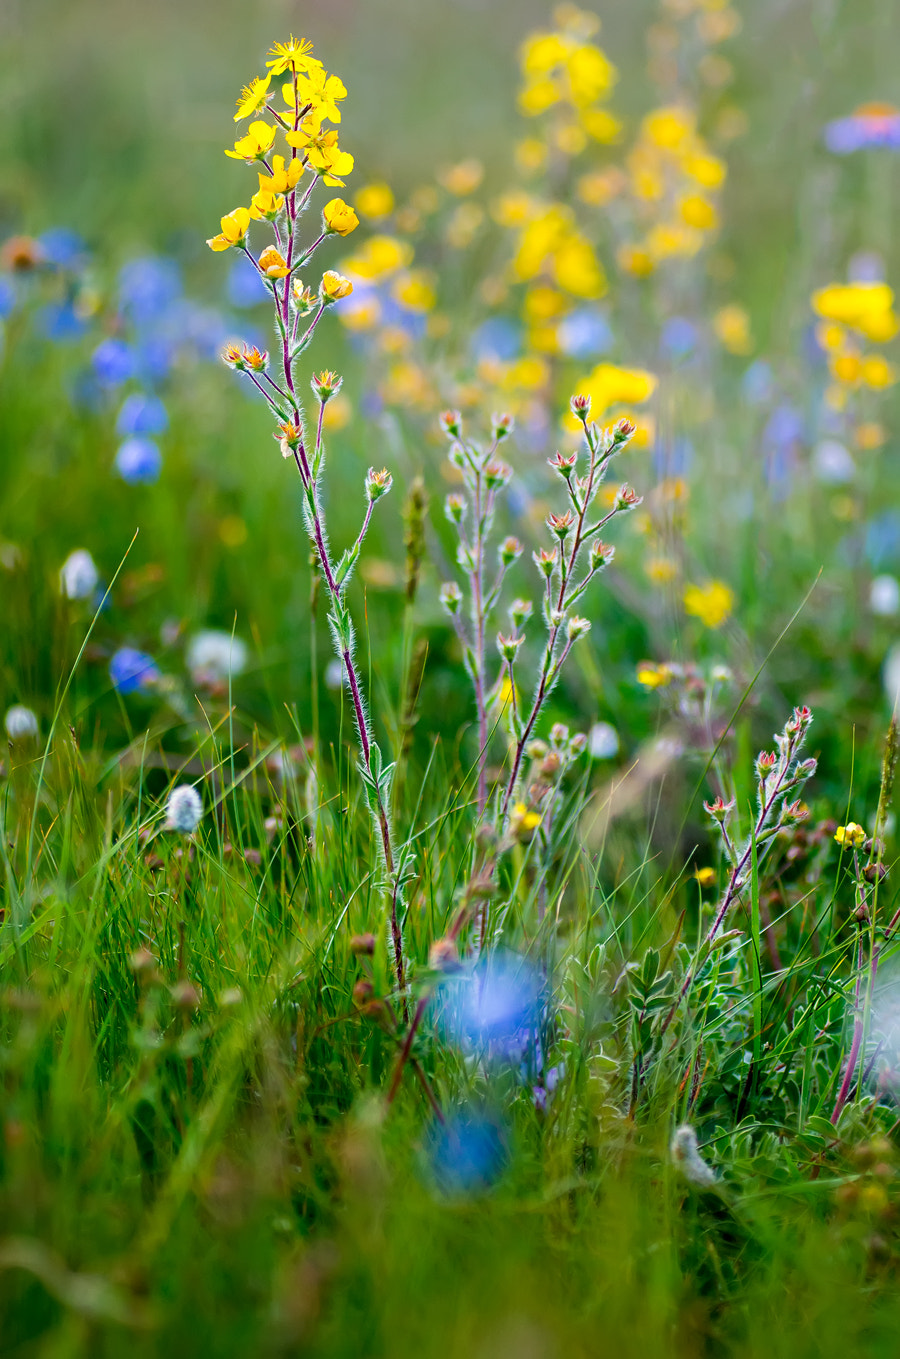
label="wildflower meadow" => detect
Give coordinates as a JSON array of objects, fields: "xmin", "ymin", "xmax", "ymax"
[{"xmin": 5, "ymin": 1, "xmax": 900, "ymax": 1354}]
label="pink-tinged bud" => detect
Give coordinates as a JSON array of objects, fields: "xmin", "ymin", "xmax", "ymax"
[
  {"xmin": 275, "ymin": 420, "xmax": 302, "ymax": 450},
  {"xmin": 703, "ymin": 795, "xmax": 735, "ymax": 822},
  {"xmin": 533, "ymin": 547, "xmax": 558, "ymax": 578},
  {"xmin": 445, "ymin": 493, "xmax": 465, "ymax": 524},
  {"xmin": 796, "ymin": 757, "xmax": 817, "ymax": 778},
  {"xmin": 439, "ymin": 581, "xmax": 463, "ymax": 614},
  {"xmin": 509, "ymin": 597, "xmax": 532, "ymax": 627},
  {"xmin": 491, "ymin": 411, "xmax": 514, "ymax": 441},
  {"xmin": 312, "ymin": 369, "xmax": 342, "ymax": 402},
  {"xmin": 484, "ymin": 460, "xmax": 512, "ymax": 490},
  {"xmin": 590, "ymin": 540, "xmax": 615, "ymax": 569},
  {"xmin": 614, "ymin": 416, "xmax": 636, "ymax": 443},
  {"xmin": 549, "ymin": 450, "xmax": 578, "ymax": 478},
  {"xmin": 547, "ymin": 510, "xmax": 575, "ymax": 540},
  {"xmin": 440, "ymin": 409, "xmax": 462, "ymax": 439},
  {"xmin": 222, "ymin": 343, "xmax": 245, "ymax": 369},
  {"xmin": 497, "ymin": 632, "xmax": 524, "ymax": 663},
  {"xmin": 786, "ymin": 704, "xmax": 813, "ymax": 734},
  {"xmin": 570, "ymin": 392, "xmax": 591, "ymax": 421},
  {"xmin": 365, "ymin": 466, "xmax": 393, "ymax": 501},
  {"xmin": 550, "ymin": 723, "xmax": 569, "ymax": 747},
  {"xmin": 783, "ymin": 799, "xmax": 809, "ymax": 822},
  {"xmin": 569, "ymin": 732, "xmax": 588, "ymax": 755},
  {"xmin": 756, "ymin": 750, "xmax": 777, "ymax": 775},
  {"xmin": 499, "ymin": 535, "xmax": 523, "ymax": 565},
  {"xmin": 614, "ymin": 484, "xmax": 642, "ymax": 511},
  {"xmin": 349, "ymin": 932, "xmax": 377, "ymax": 956}
]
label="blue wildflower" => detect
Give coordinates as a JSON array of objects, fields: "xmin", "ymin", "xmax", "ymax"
[
  {"xmin": 109, "ymin": 648, "xmax": 160, "ymax": 695},
  {"xmin": 471, "ymin": 316, "xmax": 522, "ymax": 362},
  {"xmin": 39, "ymin": 301, "xmax": 87, "ymax": 342},
  {"xmin": 92, "ymin": 337, "xmax": 135, "ymax": 386},
  {"xmin": 226, "ymin": 253, "xmax": 271, "ymax": 308},
  {"xmin": 427, "ymin": 1108, "xmax": 507, "ymax": 1196},
  {"xmin": 741, "ymin": 359, "xmax": 774, "ymax": 405},
  {"xmin": 38, "ymin": 228, "xmax": 88, "ymax": 268},
  {"xmin": 557, "ymin": 307, "xmax": 614, "ymax": 360},
  {"xmin": 660, "ymin": 316, "xmax": 699, "ymax": 359},
  {"xmin": 114, "ymin": 437, "xmax": 162, "ymax": 484},
  {"xmin": 0, "ymin": 276, "xmax": 16, "ymax": 319},
  {"xmin": 825, "ymin": 104, "xmax": 900, "ymax": 154},
  {"xmin": 436, "ymin": 950, "xmax": 544, "ymax": 1065},
  {"xmin": 116, "ymin": 393, "xmax": 169, "ymax": 436},
  {"xmin": 118, "ymin": 257, "xmax": 181, "ymax": 327}
]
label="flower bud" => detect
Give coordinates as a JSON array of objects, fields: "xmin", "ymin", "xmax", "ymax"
[
  {"xmin": 613, "ymin": 416, "xmax": 636, "ymax": 444},
  {"xmin": 497, "ymin": 633, "xmax": 524, "ymax": 663},
  {"xmin": 440, "ymin": 409, "xmax": 462, "ymax": 439},
  {"xmin": 322, "ymin": 197, "xmax": 360, "ymax": 236},
  {"xmin": 614, "ymin": 484, "xmax": 642, "ymax": 512},
  {"xmin": 533, "ymin": 547, "xmax": 557, "ymax": 578},
  {"xmin": 569, "ymin": 732, "xmax": 588, "ymax": 756},
  {"xmin": 549, "ymin": 450, "xmax": 578, "ymax": 479},
  {"xmin": 703, "ymin": 795, "xmax": 735, "ymax": 822},
  {"xmin": 509, "ymin": 598, "xmax": 532, "ymax": 628},
  {"xmin": 365, "ymin": 467, "xmax": 393, "ymax": 502},
  {"xmin": 550, "ymin": 722, "xmax": 569, "ymax": 747},
  {"xmin": 484, "ymin": 461, "xmax": 512, "ymax": 491},
  {"xmin": 312, "ymin": 369, "xmax": 343, "ymax": 402},
  {"xmin": 491, "ymin": 411, "xmax": 514, "ymax": 441},
  {"xmin": 445, "ymin": 493, "xmax": 465, "ymax": 524},
  {"xmin": 570, "ymin": 392, "xmax": 591, "ymax": 421},
  {"xmin": 589, "ymin": 540, "xmax": 615, "ymax": 569},
  {"xmin": 350, "ymin": 933, "xmax": 377, "ymax": 956},
  {"xmin": 566, "ymin": 615, "xmax": 591, "ymax": 641},
  {"xmin": 547, "ymin": 511, "xmax": 575, "ymax": 540},
  {"xmin": 499, "ymin": 535, "xmax": 523, "ymax": 565},
  {"xmin": 526, "ymin": 740, "xmax": 549, "ymax": 760},
  {"xmin": 439, "ymin": 581, "xmax": 463, "ymax": 614},
  {"xmin": 321, "ymin": 270, "xmax": 354, "ymax": 302}
]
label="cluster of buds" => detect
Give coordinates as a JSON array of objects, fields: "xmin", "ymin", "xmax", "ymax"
[{"xmin": 222, "ymin": 342, "xmax": 269, "ymax": 372}]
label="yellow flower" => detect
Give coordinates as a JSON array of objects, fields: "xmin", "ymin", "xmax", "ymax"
[
  {"xmin": 295, "ymin": 70, "xmax": 347, "ymax": 124},
  {"xmin": 492, "ymin": 190, "xmax": 537, "ymax": 227},
  {"xmin": 553, "ymin": 235, "xmax": 606, "ymax": 299},
  {"xmin": 565, "ymin": 43, "xmax": 616, "ymax": 105},
  {"xmin": 266, "ymin": 37, "xmax": 322, "ymax": 76},
  {"xmin": 321, "ymin": 270, "xmax": 354, "ymax": 301},
  {"xmin": 577, "ymin": 168, "xmax": 625, "ymax": 206},
  {"xmin": 862, "ymin": 354, "xmax": 898, "ymax": 390},
  {"xmin": 694, "ymin": 867, "xmax": 716, "ymax": 887},
  {"xmin": 225, "ymin": 120, "xmax": 277, "ymax": 162},
  {"xmin": 645, "ymin": 556, "xmax": 678, "ymax": 583},
  {"xmin": 249, "ymin": 184, "xmax": 284, "ymax": 220},
  {"xmin": 856, "ymin": 421, "xmax": 886, "ymax": 450},
  {"xmin": 636, "ymin": 662, "xmax": 672, "ymax": 689},
  {"xmin": 259, "ymin": 155, "xmax": 304, "ymax": 195},
  {"xmin": 714, "ymin": 304, "xmax": 753, "ymax": 355},
  {"xmin": 580, "ymin": 108, "xmax": 621, "ymax": 143},
  {"xmin": 565, "ymin": 363, "xmax": 657, "ymax": 429},
  {"xmin": 519, "ymin": 78, "xmax": 561, "ymax": 117},
  {"xmin": 438, "ymin": 159, "xmax": 484, "ymax": 196},
  {"xmin": 257, "ymin": 246, "xmax": 290, "ymax": 279},
  {"xmin": 830, "ymin": 352, "xmax": 861, "ymax": 385},
  {"xmin": 289, "ymin": 128, "xmax": 354, "ymax": 185},
  {"xmin": 392, "ymin": 270, "xmax": 436, "ymax": 312},
  {"xmin": 343, "ymin": 235, "xmax": 412, "ymax": 281},
  {"xmin": 521, "ymin": 33, "xmax": 569, "ymax": 77},
  {"xmin": 683, "ymin": 581, "xmax": 734, "ymax": 629},
  {"xmin": 643, "ymin": 106, "xmax": 694, "ymax": 150},
  {"xmin": 685, "ymin": 152, "xmax": 726, "ymax": 189},
  {"xmin": 515, "ymin": 138, "xmax": 548, "ymax": 172},
  {"xmin": 679, "ymin": 194, "xmax": 719, "ymax": 230},
  {"xmin": 834, "ymin": 822, "xmax": 866, "ymax": 849},
  {"xmin": 234, "ymin": 75, "xmax": 272, "ymax": 122},
  {"xmin": 355, "ymin": 183, "xmax": 395, "ymax": 220},
  {"xmin": 811, "ymin": 282, "xmax": 894, "ymax": 329},
  {"xmin": 511, "ymin": 801, "xmax": 542, "ymax": 838},
  {"xmin": 618, "ymin": 244, "xmax": 655, "ymax": 277},
  {"xmin": 206, "ymin": 206, "xmax": 251, "ymax": 252},
  {"xmin": 322, "ymin": 197, "xmax": 359, "ymax": 235}
]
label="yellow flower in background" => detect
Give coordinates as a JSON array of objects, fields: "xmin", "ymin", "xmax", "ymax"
[
  {"xmin": 566, "ymin": 363, "xmax": 657, "ymax": 428},
  {"xmin": 206, "ymin": 207, "xmax": 251, "ymax": 252},
  {"xmin": 257, "ymin": 245, "xmax": 290, "ymax": 279},
  {"xmin": 684, "ymin": 581, "xmax": 734, "ymax": 629},
  {"xmin": 515, "ymin": 138, "xmax": 548, "ymax": 173},
  {"xmin": 510, "ymin": 801, "xmax": 542, "ymax": 839},
  {"xmin": 811, "ymin": 282, "xmax": 894, "ymax": 330},
  {"xmin": 859, "ymin": 308, "xmax": 900, "ymax": 343},
  {"xmin": 225, "ymin": 120, "xmax": 277, "ymax": 161},
  {"xmin": 643, "ymin": 106, "xmax": 694, "ymax": 150},
  {"xmin": 266, "ymin": 37, "xmax": 321, "ymax": 76},
  {"xmin": 830, "ymin": 352, "xmax": 861, "ymax": 385},
  {"xmin": 553, "ymin": 235, "xmax": 606, "ymax": 298},
  {"xmin": 679, "ymin": 194, "xmax": 719, "ymax": 230},
  {"xmin": 637, "ymin": 662, "xmax": 672, "ymax": 689},
  {"xmin": 492, "ymin": 191, "xmax": 537, "ymax": 227},
  {"xmin": 234, "ymin": 75, "xmax": 272, "ymax": 122},
  {"xmin": 343, "ymin": 235, "xmax": 412, "ymax": 281},
  {"xmin": 685, "ymin": 152, "xmax": 726, "ymax": 189},
  {"xmin": 694, "ymin": 867, "xmax": 716, "ymax": 887},
  {"xmin": 856, "ymin": 421, "xmax": 886, "ymax": 449},
  {"xmin": 323, "ymin": 198, "xmax": 359, "ymax": 235},
  {"xmin": 355, "ymin": 183, "xmax": 395, "ymax": 220},
  {"xmin": 392, "ymin": 270, "xmax": 436, "ymax": 312},
  {"xmin": 834, "ymin": 822, "xmax": 866, "ymax": 849},
  {"xmin": 618, "ymin": 244, "xmax": 655, "ymax": 277},
  {"xmin": 714, "ymin": 304, "xmax": 753, "ymax": 354},
  {"xmin": 861, "ymin": 354, "xmax": 897, "ymax": 389},
  {"xmin": 321, "ymin": 270, "xmax": 354, "ymax": 301},
  {"xmin": 580, "ymin": 108, "xmax": 622, "ymax": 142},
  {"xmin": 438, "ymin": 159, "xmax": 485, "ymax": 196},
  {"xmin": 577, "ymin": 168, "xmax": 625, "ymax": 206}
]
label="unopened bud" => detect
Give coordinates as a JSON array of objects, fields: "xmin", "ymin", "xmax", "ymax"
[
  {"xmin": 365, "ymin": 466, "xmax": 393, "ymax": 502},
  {"xmin": 491, "ymin": 411, "xmax": 514, "ymax": 441},
  {"xmin": 566, "ymin": 615, "xmax": 591, "ymax": 641},
  {"xmin": 499, "ymin": 535, "xmax": 523, "ymax": 565},
  {"xmin": 497, "ymin": 633, "xmax": 524, "ymax": 663},
  {"xmin": 570, "ymin": 392, "xmax": 591, "ymax": 421},
  {"xmin": 445, "ymin": 493, "xmax": 465, "ymax": 524},
  {"xmin": 439, "ymin": 581, "xmax": 463, "ymax": 614},
  {"xmin": 440, "ymin": 409, "xmax": 462, "ymax": 439},
  {"xmin": 350, "ymin": 933, "xmax": 377, "ymax": 956}
]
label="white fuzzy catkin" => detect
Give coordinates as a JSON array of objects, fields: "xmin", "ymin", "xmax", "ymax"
[
  {"xmin": 165, "ymin": 784, "xmax": 203, "ymax": 835},
  {"xmin": 671, "ymin": 1125, "xmax": 717, "ymax": 1188},
  {"xmin": 5, "ymin": 705, "xmax": 39, "ymax": 740},
  {"xmin": 59, "ymin": 549, "xmax": 99, "ymax": 600}
]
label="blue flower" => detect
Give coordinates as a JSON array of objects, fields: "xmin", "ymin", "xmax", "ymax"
[
  {"xmin": 865, "ymin": 511, "xmax": 900, "ymax": 569},
  {"xmin": 660, "ymin": 316, "xmax": 699, "ymax": 359},
  {"xmin": 118, "ymin": 257, "xmax": 181, "ymax": 327},
  {"xmin": 114, "ymin": 437, "xmax": 162, "ymax": 484},
  {"xmin": 471, "ymin": 316, "xmax": 522, "ymax": 362},
  {"xmin": 39, "ymin": 301, "xmax": 87, "ymax": 342},
  {"xmin": 92, "ymin": 337, "xmax": 135, "ymax": 386},
  {"xmin": 436, "ymin": 950, "xmax": 544, "ymax": 1063},
  {"xmin": 427, "ymin": 1108, "xmax": 507, "ymax": 1196},
  {"xmin": 134, "ymin": 334, "xmax": 175, "ymax": 384},
  {"xmin": 116, "ymin": 393, "xmax": 169, "ymax": 436},
  {"xmin": 109, "ymin": 648, "xmax": 160, "ymax": 695},
  {"xmin": 0, "ymin": 276, "xmax": 16, "ymax": 319},
  {"xmin": 654, "ymin": 437, "xmax": 694, "ymax": 478},
  {"xmin": 38, "ymin": 227, "xmax": 88, "ymax": 269},
  {"xmin": 557, "ymin": 307, "xmax": 613, "ymax": 360},
  {"xmin": 741, "ymin": 359, "xmax": 774, "ymax": 405},
  {"xmin": 825, "ymin": 104, "xmax": 900, "ymax": 154},
  {"xmin": 226, "ymin": 253, "xmax": 271, "ymax": 308}
]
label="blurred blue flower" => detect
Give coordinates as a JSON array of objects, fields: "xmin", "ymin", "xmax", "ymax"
[
  {"xmin": 471, "ymin": 316, "xmax": 522, "ymax": 362},
  {"xmin": 825, "ymin": 104, "xmax": 900, "ymax": 154},
  {"xmin": 116, "ymin": 393, "xmax": 169, "ymax": 436},
  {"xmin": 0, "ymin": 276, "xmax": 17, "ymax": 319},
  {"xmin": 381, "ymin": 293, "xmax": 427, "ymax": 340},
  {"xmin": 360, "ymin": 389, "xmax": 384, "ymax": 418},
  {"xmin": 38, "ymin": 227, "xmax": 88, "ymax": 268},
  {"xmin": 226, "ymin": 253, "xmax": 271, "ymax": 308},
  {"xmin": 741, "ymin": 359, "xmax": 774, "ymax": 405},
  {"xmin": 427, "ymin": 1108, "xmax": 507, "ymax": 1196},
  {"xmin": 176, "ymin": 302, "xmax": 233, "ymax": 360},
  {"xmin": 114, "ymin": 437, "xmax": 162, "ymax": 484},
  {"xmin": 92, "ymin": 337, "xmax": 135, "ymax": 386},
  {"xmin": 436, "ymin": 950, "xmax": 544, "ymax": 1064},
  {"xmin": 865, "ymin": 511, "xmax": 900, "ymax": 569},
  {"xmin": 119, "ymin": 257, "xmax": 181, "ymax": 327},
  {"xmin": 69, "ymin": 369, "xmax": 104, "ymax": 411},
  {"xmin": 557, "ymin": 307, "xmax": 613, "ymax": 360},
  {"xmin": 660, "ymin": 316, "xmax": 698, "ymax": 359},
  {"xmin": 763, "ymin": 404, "xmax": 804, "ymax": 451},
  {"xmin": 654, "ymin": 436, "xmax": 693, "ymax": 478},
  {"xmin": 109, "ymin": 648, "xmax": 160, "ymax": 695},
  {"xmin": 134, "ymin": 334, "xmax": 176, "ymax": 384},
  {"xmin": 39, "ymin": 301, "xmax": 88, "ymax": 342}
]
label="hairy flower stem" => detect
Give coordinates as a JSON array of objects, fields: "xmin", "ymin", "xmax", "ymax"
[{"xmin": 831, "ymin": 923, "xmax": 868, "ymax": 1125}]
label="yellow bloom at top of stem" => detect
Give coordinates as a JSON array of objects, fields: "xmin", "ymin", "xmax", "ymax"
[
  {"xmin": 225, "ymin": 120, "xmax": 277, "ymax": 161},
  {"xmin": 258, "ymin": 245, "xmax": 290, "ymax": 279},
  {"xmin": 266, "ymin": 37, "xmax": 322, "ymax": 76},
  {"xmin": 206, "ymin": 206, "xmax": 251, "ymax": 252},
  {"xmin": 834, "ymin": 822, "xmax": 866, "ymax": 849},
  {"xmin": 234, "ymin": 74, "xmax": 272, "ymax": 122},
  {"xmin": 292, "ymin": 70, "xmax": 347, "ymax": 124},
  {"xmin": 259, "ymin": 155, "xmax": 304, "ymax": 195},
  {"xmin": 683, "ymin": 581, "xmax": 734, "ymax": 629},
  {"xmin": 323, "ymin": 197, "xmax": 359, "ymax": 235}
]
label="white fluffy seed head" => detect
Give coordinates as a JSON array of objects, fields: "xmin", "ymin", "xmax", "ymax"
[
  {"xmin": 671, "ymin": 1125, "xmax": 717, "ymax": 1188},
  {"xmin": 59, "ymin": 549, "xmax": 99, "ymax": 600},
  {"xmin": 165, "ymin": 784, "xmax": 203, "ymax": 835},
  {"xmin": 5, "ymin": 704, "xmax": 39, "ymax": 740}
]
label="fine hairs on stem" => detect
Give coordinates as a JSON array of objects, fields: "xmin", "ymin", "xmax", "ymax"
[
  {"xmin": 207, "ymin": 38, "xmax": 409, "ymax": 1012},
  {"xmin": 439, "ymin": 396, "xmax": 642, "ymax": 823}
]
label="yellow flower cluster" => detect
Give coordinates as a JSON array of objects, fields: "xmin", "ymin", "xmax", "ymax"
[
  {"xmin": 618, "ymin": 105, "xmax": 726, "ymax": 276},
  {"xmin": 518, "ymin": 6, "xmax": 621, "ymax": 156},
  {"xmin": 206, "ymin": 35, "xmax": 358, "ymax": 302},
  {"xmin": 812, "ymin": 280, "xmax": 898, "ymax": 413},
  {"xmin": 834, "ymin": 822, "xmax": 866, "ymax": 849},
  {"xmin": 683, "ymin": 580, "xmax": 734, "ymax": 629}
]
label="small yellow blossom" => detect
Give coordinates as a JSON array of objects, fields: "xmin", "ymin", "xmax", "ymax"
[
  {"xmin": 294, "ymin": 70, "xmax": 347, "ymax": 124},
  {"xmin": 637, "ymin": 662, "xmax": 672, "ymax": 689},
  {"xmin": 249, "ymin": 184, "xmax": 284, "ymax": 220},
  {"xmin": 618, "ymin": 244, "xmax": 655, "ymax": 277},
  {"xmin": 266, "ymin": 37, "xmax": 322, "ymax": 76},
  {"xmin": 714, "ymin": 304, "xmax": 753, "ymax": 355},
  {"xmin": 322, "ymin": 197, "xmax": 359, "ymax": 235},
  {"xmin": 861, "ymin": 354, "xmax": 897, "ymax": 390},
  {"xmin": 206, "ymin": 206, "xmax": 252, "ymax": 252},
  {"xmin": 355, "ymin": 183, "xmax": 395, "ymax": 220},
  {"xmin": 225, "ymin": 120, "xmax": 277, "ymax": 162},
  {"xmin": 510, "ymin": 801, "xmax": 542, "ymax": 837},
  {"xmin": 321, "ymin": 270, "xmax": 354, "ymax": 301},
  {"xmin": 515, "ymin": 137, "xmax": 548, "ymax": 173},
  {"xmin": 694, "ymin": 867, "xmax": 716, "ymax": 887},
  {"xmin": 811, "ymin": 282, "xmax": 894, "ymax": 329},
  {"xmin": 438, "ymin": 159, "xmax": 484, "ymax": 196},
  {"xmin": 392, "ymin": 270, "xmax": 436, "ymax": 312},
  {"xmin": 834, "ymin": 822, "xmax": 866, "ymax": 849},
  {"xmin": 258, "ymin": 246, "xmax": 290, "ymax": 279},
  {"xmin": 683, "ymin": 580, "xmax": 734, "ymax": 629},
  {"xmin": 344, "ymin": 235, "xmax": 413, "ymax": 281},
  {"xmin": 643, "ymin": 106, "xmax": 694, "ymax": 150},
  {"xmin": 259, "ymin": 155, "xmax": 304, "ymax": 195},
  {"xmin": 234, "ymin": 74, "xmax": 272, "ymax": 122},
  {"xmin": 679, "ymin": 194, "xmax": 719, "ymax": 230}
]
